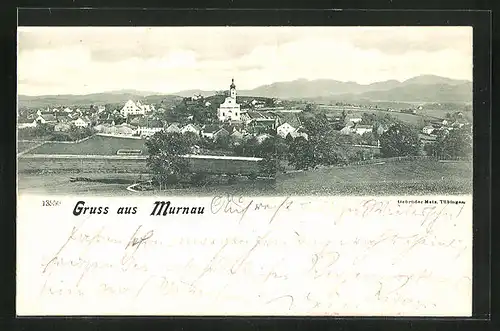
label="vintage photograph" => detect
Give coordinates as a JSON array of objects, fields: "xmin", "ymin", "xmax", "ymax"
[{"xmin": 17, "ymin": 26, "xmax": 473, "ymax": 196}]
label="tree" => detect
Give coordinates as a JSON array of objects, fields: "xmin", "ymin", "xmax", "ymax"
[
  {"xmin": 145, "ymin": 132, "xmax": 192, "ymax": 185},
  {"xmin": 300, "ymin": 112, "xmax": 330, "ymax": 137},
  {"xmin": 183, "ymin": 131, "xmax": 201, "ymax": 146},
  {"xmin": 431, "ymin": 127, "xmax": 472, "ymax": 159},
  {"xmin": 361, "ymin": 131, "xmax": 378, "ymax": 146},
  {"xmin": 34, "ymin": 123, "xmax": 53, "ymax": 137},
  {"xmin": 287, "ymin": 137, "xmax": 315, "ymax": 170},
  {"xmin": 379, "ymin": 123, "xmax": 421, "ymax": 157},
  {"xmin": 234, "ymin": 136, "xmax": 259, "ymax": 157},
  {"xmin": 274, "ymin": 136, "xmax": 289, "ymax": 160},
  {"xmin": 214, "ymin": 134, "xmax": 232, "ymax": 150}
]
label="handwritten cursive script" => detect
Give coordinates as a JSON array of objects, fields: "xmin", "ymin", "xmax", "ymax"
[{"xmin": 18, "ymin": 195, "xmax": 472, "ymax": 316}]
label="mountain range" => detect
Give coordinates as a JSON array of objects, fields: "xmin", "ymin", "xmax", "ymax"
[{"xmin": 18, "ymin": 75, "xmax": 472, "ymax": 108}]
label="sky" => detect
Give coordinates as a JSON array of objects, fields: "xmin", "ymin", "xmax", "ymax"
[{"xmin": 17, "ymin": 26, "xmax": 473, "ymax": 96}]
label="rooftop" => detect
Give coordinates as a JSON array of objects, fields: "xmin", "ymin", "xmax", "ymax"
[{"xmin": 181, "ymin": 154, "xmax": 263, "ymax": 161}]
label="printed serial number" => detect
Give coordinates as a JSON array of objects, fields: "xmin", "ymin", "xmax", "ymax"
[{"xmin": 42, "ymin": 200, "xmax": 61, "ymax": 207}]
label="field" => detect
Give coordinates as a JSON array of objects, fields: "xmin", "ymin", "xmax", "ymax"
[
  {"xmin": 18, "ymin": 159, "xmax": 472, "ymax": 196},
  {"xmin": 274, "ymin": 159, "xmax": 472, "ymax": 195},
  {"xmin": 17, "ymin": 141, "xmax": 42, "ymax": 154},
  {"xmin": 320, "ymin": 108, "xmax": 436, "ymax": 126},
  {"xmin": 27, "ymin": 135, "xmax": 149, "ymax": 155}
]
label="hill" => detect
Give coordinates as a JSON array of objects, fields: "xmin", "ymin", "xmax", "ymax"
[
  {"xmin": 18, "ymin": 92, "xmax": 181, "ymax": 108},
  {"xmin": 332, "ymin": 82, "xmax": 473, "ymax": 103},
  {"xmin": 18, "ymin": 75, "xmax": 472, "ymax": 108},
  {"xmin": 174, "ymin": 75, "xmax": 472, "ymax": 103}
]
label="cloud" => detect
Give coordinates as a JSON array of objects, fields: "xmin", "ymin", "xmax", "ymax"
[
  {"xmin": 348, "ymin": 26, "xmax": 472, "ymax": 55},
  {"xmin": 17, "ymin": 26, "xmax": 473, "ymax": 95}
]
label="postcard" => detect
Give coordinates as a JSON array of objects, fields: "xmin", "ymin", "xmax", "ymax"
[{"xmin": 16, "ymin": 26, "xmax": 473, "ymax": 316}]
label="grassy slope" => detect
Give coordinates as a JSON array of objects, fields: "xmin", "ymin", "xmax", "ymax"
[{"xmin": 275, "ymin": 159, "xmax": 472, "ymax": 195}]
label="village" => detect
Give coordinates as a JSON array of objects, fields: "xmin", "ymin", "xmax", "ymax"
[{"xmin": 17, "ymin": 78, "xmax": 471, "ymax": 161}]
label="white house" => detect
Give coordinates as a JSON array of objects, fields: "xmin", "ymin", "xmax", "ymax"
[
  {"xmin": 251, "ymin": 99, "xmax": 265, "ymax": 108},
  {"xmin": 36, "ymin": 114, "xmax": 57, "ymax": 124},
  {"xmin": 201, "ymin": 124, "xmax": 220, "ymax": 139},
  {"xmin": 353, "ymin": 125, "xmax": 373, "ymax": 135},
  {"xmin": 63, "ymin": 107, "xmax": 73, "ymax": 113},
  {"xmin": 121, "ymin": 100, "xmax": 145, "ymax": 117},
  {"xmin": 18, "ymin": 118, "xmax": 37, "ymax": 129},
  {"xmin": 165, "ymin": 123, "xmax": 181, "ymax": 133},
  {"xmin": 181, "ymin": 124, "xmax": 201, "ymax": 135},
  {"xmin": 277, "ymin": 122, "xmax": 296, "ymax": 138},
  {"xmin": 73, "ymin": 117, "xmax": 90, "ymax": 128},
  {"xmin": 340, "ymin": 126, "xmax": 353, "ymax": 135},
  {"xmin": 136, "ymin": 101, "xmax": 152, "ymax": 113},
  {"xmin": 97, "ymin": 105, "xmax": 106, "ymax": 113},
  {"xmin": 422, "ymin": 126, "xmax": 435, "ymax": 135},
  {"xmin": 137, "ymin": 119, "xmax": 164, "ymax": 137},
  {"xmin": 348, "ymin": 117, "xmax": 362, "ymax": 124},
  {"xmin": 217, "ymin": 78, "xmax": 241, "ymax": 122}
]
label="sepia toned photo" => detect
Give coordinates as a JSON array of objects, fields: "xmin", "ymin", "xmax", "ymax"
[{"xmin": 17, "ymin": 26, "xmax": 473, "ymax": 197}]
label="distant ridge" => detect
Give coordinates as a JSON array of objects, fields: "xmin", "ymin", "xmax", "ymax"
[{"xmin": 18, "ymin": 75, "xmax": 472, "ymax": 107}]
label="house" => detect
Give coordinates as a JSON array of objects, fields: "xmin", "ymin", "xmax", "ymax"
[
  {"xmin": 17, "ymin": 118, "xmax": 37, "ymax": 129},
  {"xmin": 217, "ymin": 79, "xmax": 242, "ymax": 122},
  {"xmin": 345, "ymin": 115, "xmax": 362, "ymax": 125},
  {"xmin": 205, "ymin": 101, "xmax": 211, "ymax": 107},
  {"xmin": 277, "ymin": 122, "xmax": 296, "ymax": 138},
  {"xmin": 136, "ymin": 101, "xmax": 152, "ymax": 114},
  {"xmin": 137, "ymin": 119, "xmax": 164, "ymax": 137},
  {"xmin": 56, "ymin": 114, "xmax": 70, "ymax": 122},
  {"xmin": 222, "ymin": 124, "xmax": 236, "ymax": 134},
  {"xmin": 128, "ymin": 116, "xmax": 144, "ymax": 126},
  {"xmin": 73, "ymin": 117, "xmax": 90, "ymax": 128},
  {"xmin": 353, "ymin": 124, "xmax": 373, "ymax": 135},
  {"xmin": 54, "ymin": 123, "xmax": 72, "ymax": 132},
  {"xmin": 340, "ymin": 126, "xmax": 354, "ymax": 135},
  {"xmin": 36, "ymin": 114, "xmax": 57, "ymax": 124},
  {"xmin": 422, "ymin": 125, "xmax": 435, "ymax": 135},
  {"xmin": 181, "ymin": 124, "xmax": 201, "ymax": 135},
  {"xmin": 201, "ymin": 124, "xmax": 221, "ymax": 139},
  {"xmin": 63, "ymin": 107, "xmax": 73, "ymax": 113},
  {"xmin": 165, "ymin": 123, "xmax": 181, "ymax": 133},
  {"xmin": 121, "ymin": 100, "xmax": 145, "ymax": 117},
  {"xmin": 242, "ymin": 111, "xmax": 278, "ymax": 129},
  {"xmin": 98, "ymin": 105, "xmax": 106, "ymax": 113},
  {"xmin": 94, "ymin": 124, "xmax": 111, "ymax": 132},
  {"xmin": 251, "ymin": 99, "xmax": 266, "ymax": 108},
  {"xmin": 213, "ymin": 128, "xmax": 230, "ymax": 140}
]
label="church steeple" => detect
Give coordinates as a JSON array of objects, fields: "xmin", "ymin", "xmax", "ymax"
[{"xmin": 229, "ymin": 78, "xmax": 236, "ymax": 99}]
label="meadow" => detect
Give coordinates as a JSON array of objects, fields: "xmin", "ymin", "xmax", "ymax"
[
  {"xmin": 18, "ymin": 158, "xmax": 472, "ymax": 196},
  {"xmin": 27, "ymin": 135, "xmax": 149, "ymax": 155}
]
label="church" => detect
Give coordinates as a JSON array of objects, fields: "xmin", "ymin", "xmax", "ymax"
[{"xmin": 217, "ymin": 78, "xmax": 241, "ymax": 122}]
